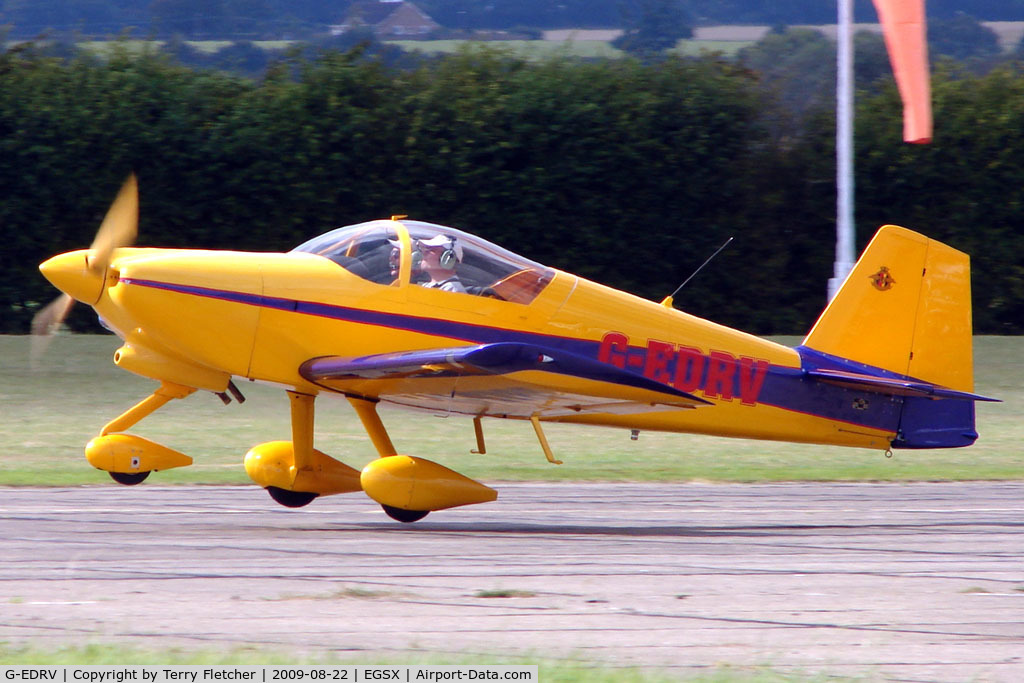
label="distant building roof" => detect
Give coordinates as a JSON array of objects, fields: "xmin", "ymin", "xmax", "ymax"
[{"xmin": 330, "ymin": 1, "xmax": 440, "ymax": 38}]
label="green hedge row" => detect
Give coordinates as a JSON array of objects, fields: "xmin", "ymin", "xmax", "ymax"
[{"xmin": 3, "ymin": 46, "xmax": 1023, "ymax": 334}]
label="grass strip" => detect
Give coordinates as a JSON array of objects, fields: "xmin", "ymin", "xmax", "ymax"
[{"xmin": 1, "ymin": 335, "xmax": 1019, "ymax": 486}]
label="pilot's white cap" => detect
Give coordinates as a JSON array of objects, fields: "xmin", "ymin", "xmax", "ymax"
[
  {"xmin": 419, "ymin": 234, "xmax": 463, "ymax": 262},
  {"xmin": 420, "ymin": 234, "xmax": 453, "ymax": 247}
]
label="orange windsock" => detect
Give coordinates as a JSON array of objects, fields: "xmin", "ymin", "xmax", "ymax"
[{"xmin": 872, "ymin": 0, "xmax": 932, "ymax": 143}]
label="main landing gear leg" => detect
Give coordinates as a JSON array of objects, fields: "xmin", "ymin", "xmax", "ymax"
[
  {"xmin": 347, "ymin": 397, "xmax": 497, "ymax": 523},
  {"xmin": 244, "ymin": 391, "xmax": 362, "ymax": 507},
  {"xmin": 347, "ymin": 396, "xmax": 429, "ymax": 523},
  {"xmin": 263, "ymin": 391, "xmax": 319, "ymax": 508},
  {"xmin": 346, "ymin": 396, "xmax": 397, "ymax": 457}
]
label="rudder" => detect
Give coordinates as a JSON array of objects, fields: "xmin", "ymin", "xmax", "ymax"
[{"xmin": 802, "ymin": 225, "xmax": 974, "ymax": 392}]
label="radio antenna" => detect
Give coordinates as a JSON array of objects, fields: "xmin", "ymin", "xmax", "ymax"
[{"xmin": 660, "ymin": 236, "xmax": 733, "ymax": 308}]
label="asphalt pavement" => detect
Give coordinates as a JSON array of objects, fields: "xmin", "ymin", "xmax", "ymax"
[{"xmin": 1, "ymin": 482, "xmax": 1022, "ymax": 681}]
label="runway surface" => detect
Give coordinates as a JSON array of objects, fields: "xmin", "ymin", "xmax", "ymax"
[{"xmin": 1, "ymin": 482, "xmax": 1022, "ymax": 681}]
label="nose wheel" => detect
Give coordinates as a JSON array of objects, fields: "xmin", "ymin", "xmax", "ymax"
[
  {"xmin": 109, "ymin": 470, "xmax": 150, "ymax": 486},
  {"xmin": 381, "ymin": 505, "xmax": 429, "ymax": 523}
]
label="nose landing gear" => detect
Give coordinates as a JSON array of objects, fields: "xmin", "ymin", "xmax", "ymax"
[{"xmin": 87, "ymin": 381, "xmax": 196, "ymax": 485}]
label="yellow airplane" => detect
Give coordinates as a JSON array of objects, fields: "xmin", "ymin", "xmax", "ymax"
[{"xmin": 36, "ymin": 176, "xmax": 996, "ymax": 522}]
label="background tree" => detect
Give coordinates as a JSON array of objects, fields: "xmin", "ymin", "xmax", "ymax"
[
  {"xmin": 928, "ymin": 13, "xmax": 1001, "ymax": 61},
  {"xmin": 852, "ymin": 31, "xmax": 893, "ymax": 88},
  {"xmin": 613, "ymin": 0, "xmax": 693, "ymax": 58},
  {"xmin": 149, "ymin": 0, "xmax": 223, "ymax": 38},
  {"xmin": 737, "ymin": 28, "xmax": 834, "ymax": 140},
  {"xmin": 5, "ymin": 0, "xmax": 125, "ymax": 35}
]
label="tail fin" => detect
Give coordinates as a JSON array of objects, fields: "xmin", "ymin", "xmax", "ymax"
[
  {"xmin": 803, "ymin": 225, "xmax": 973, "ymax": 391},
  {"xmin": 802, "ymin": 225, "xmax": 987, "ymax": 449}
]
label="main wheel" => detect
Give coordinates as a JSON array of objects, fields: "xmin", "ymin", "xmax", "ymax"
[
  {"xmin": 382, "ymin": 505, "xmax": 429, "ymax": 523},
  {"xmin": 109, "ymin": 471, "xmax": 150, "ymax": 486},
  {"xmin": 267, "ymin": 486, "xmax": 318, "ymax": 508}
]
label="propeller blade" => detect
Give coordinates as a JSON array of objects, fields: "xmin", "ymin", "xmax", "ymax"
[
  {"xmin": 32, "ymin": 175, "xmax": 138, "ymax": 358},
  {"xmin": 88, "ymin": 173, "xmax": 138, "ymax": 273},
  {"xmin": 30, "ymin": 293, "xmax": 74, "ymax": 336},
  {"xmin": 29, "ymin": 293, "xmax": 75, "ymax": 366}
]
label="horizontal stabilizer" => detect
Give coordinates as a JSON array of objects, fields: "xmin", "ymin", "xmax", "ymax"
[{"xmin": 807, "ymin": 369, "xmax": 999, "ymax": 402}]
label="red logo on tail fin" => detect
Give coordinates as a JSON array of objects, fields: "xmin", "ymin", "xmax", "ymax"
[{"xmin": 869, "ymin": 266, "xmax": 895, "ymax": 291}]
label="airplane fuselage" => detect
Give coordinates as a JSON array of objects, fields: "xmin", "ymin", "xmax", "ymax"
[{"xmin": 78, "ymin": 244, "xmax": 898, "ymax": 451}]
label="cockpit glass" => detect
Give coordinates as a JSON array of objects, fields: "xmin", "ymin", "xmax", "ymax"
[
  {"xmin": 402, "ymin": 221, "xmax": 553, "ymax": 303},
  {"xmin": 292, "ymin": 219, "xmax": 555, "ymax": 304},
  {"xmin": 291, "ymin": 221, "xmax": 400, "ymax": 286}
]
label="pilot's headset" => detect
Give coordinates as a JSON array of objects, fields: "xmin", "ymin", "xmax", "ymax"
[
  {"xmin": 410, "ymin": 242, "xmax": 423, "ymax": 271},
  {"xmin": 439, "ymin": 237, "xmax": 460, "ymax": 269},
  {"xmin": 418, "ymin": 235, "xmax": 462, "ymax": 269},
  {"xmin": 388, "ymin": 239, "xmax": 402, "ymax": 275}
]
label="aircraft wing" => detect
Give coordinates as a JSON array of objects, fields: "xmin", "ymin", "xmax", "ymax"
[{"xmin": 300, "ymin": 342, "xmax": 711, "ymax": 418}]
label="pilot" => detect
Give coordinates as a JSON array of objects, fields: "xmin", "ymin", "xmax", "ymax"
[{"xmin": 415, "ymin": 235, "xmax": 466, "ymax": 293}]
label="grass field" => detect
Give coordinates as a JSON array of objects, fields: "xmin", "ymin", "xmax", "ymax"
[
  {"xmin": 68, "ymin": 36, "xmax": 753, "ymax": 62},
  {"xmin": 0, "ymin": 335, "xmax": 1019, "ymax": 487},
  {"xmin": 73, "ymin": 38, "xmax": 753, "ymax": 60},
  {"xmin": 386, "ymin": 39, "xmax": 751, "ymax": 59}
]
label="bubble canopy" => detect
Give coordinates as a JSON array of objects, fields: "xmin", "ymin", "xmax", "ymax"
[{"xmin": 291, "ymin": 219, "xmax": 554, "ymax": 304}]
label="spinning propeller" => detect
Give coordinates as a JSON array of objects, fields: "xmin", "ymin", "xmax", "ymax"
[{"xmin": 32, "ymin": 174, "xmax": 138, "ymax": 340}]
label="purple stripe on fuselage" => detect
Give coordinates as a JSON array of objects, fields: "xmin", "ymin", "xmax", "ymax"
[
  {"xmin": 120, "ymin": 278, "xmax": 598, "ymax": 353},
  {"xmin": 120, "ymin": 278, "xmax": 902, "ymax": 432}
]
